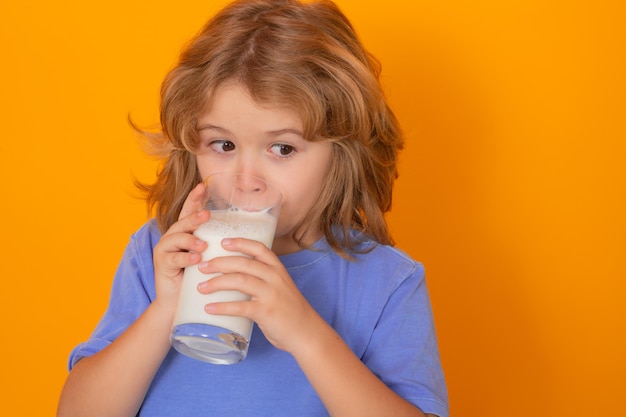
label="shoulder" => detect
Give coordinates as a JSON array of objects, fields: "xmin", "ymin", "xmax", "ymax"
[
  {"xmin": 324, "ymin": 235, "xmax": 427, "ymax": 297},
  {"xmin": 115, "ymin": 220, "xmax": 161, "ymax": 278},
  {"xmin": 128, "ymin": 219, "xmax": 162, "ymax": 252},
  {"xmin": 110, "ymin": 220, "xmax": 161, "ymax": 300},
  {"xmin": 367, "ymin": 243, "xmax": 423, "ymax": 272},
  {"xmin": 351, "ymin": 239, "xmax": 425, "ymax": 283}
]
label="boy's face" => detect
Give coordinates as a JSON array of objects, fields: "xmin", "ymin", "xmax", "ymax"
[{"xmin": 195, "ymin": 81, "xmax": 333, "ymax": 255}]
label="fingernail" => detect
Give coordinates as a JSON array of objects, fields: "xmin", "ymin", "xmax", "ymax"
[
  {"xmin": 199, "ymin": 261, "xmax": 209, "ymax": 269},
  {"xmin": 222, "ymin": 238, "xmax": 232, "ymax": 246},
  {"xmin": 197, "ymin": 281, "xmax": 208, "ymax": 290}
]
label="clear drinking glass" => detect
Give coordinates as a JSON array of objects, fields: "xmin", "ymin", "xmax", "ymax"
[{"xmin": 171, "ymin": 172, "xmax": 282, "ymax": 364}]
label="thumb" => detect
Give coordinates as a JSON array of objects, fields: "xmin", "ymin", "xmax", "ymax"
[{"xmin": 178, "ymin": 182, "xmax": 208, "ymax": 220}]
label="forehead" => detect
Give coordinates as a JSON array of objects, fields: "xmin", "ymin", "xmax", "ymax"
[{"xmin": 197, "ymin": 81, "xmax": 304, "ymax": 131}]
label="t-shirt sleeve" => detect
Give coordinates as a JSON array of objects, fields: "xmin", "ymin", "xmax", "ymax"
[
  {"xmin": 361, "ymin": 262, "xmax": 449, "ymax": 417},
  {"xmin": 67, "ymin": 223, "xmax": 158, "ymax": 370}
]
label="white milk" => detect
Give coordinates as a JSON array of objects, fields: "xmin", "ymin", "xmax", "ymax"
[{"xmin": 173, "ymin": 209, "xmax": 277, "ymax": 338}]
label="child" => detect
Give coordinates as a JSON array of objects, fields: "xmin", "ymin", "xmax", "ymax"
[{"xmin": 57, "ymin": 0, "xmax": 449, "ymax": 416}]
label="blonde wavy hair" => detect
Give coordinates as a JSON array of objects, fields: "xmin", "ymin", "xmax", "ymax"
[{"xmin": 137, "ymin": 0, "xmax": 404, "ymax": 256}]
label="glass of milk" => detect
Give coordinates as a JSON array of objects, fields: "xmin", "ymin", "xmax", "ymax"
[{"xmin": 171, "ymin": 172, "xmax": 282, "ymax": 364}]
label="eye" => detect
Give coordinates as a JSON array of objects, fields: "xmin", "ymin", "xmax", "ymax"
[
  {"xmin": 269, "ymin": 143, "xmax": 296, "ymax": 157},
  {"xmin": 209, "ymin": 140, "xmax": 236, "ymax": 153}
]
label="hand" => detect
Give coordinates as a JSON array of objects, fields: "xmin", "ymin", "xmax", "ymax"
[
  {"xmin": 197, "ymin": 237, "xmax": 320, "ymax": 353},
  {"xmin": 152, "ymin": 183, "xmax": 210, "ymax": 314}
]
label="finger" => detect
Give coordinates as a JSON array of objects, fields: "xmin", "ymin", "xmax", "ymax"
[
  {"xmin": 197, "ymin": 272, "xmax": 265, "ymax": 296},
  {"xmin": 198, "ymin": 255, "xmax": 277, "ymax": 286},
  {"xmin": 155, "ymin": 247, "xmax": 203, "ymax": 274},
  {"xmin": 220, "ymin": 237, "xmax": 279, "ymax": 265},
  {"xmin": 167, "ymin": 251, "xmax": 204, "ymax": 270},
  {"xmin": 158, "ymin": 231, "xmax": 208, "ymax": 255},
  {"xmin": 204, "ymin": 299, "xmax": 254, "ymax": 319},
  {"xmin": 165, "ymin": 209, "xmax": 211, "ymax": 236},
  {"xmin": 155, "ymin": 232, "xmax": 207, "ymax": 270},
  {"xmin": 178, "ymin": 182, "xmax": 208, "ymax": 220}
]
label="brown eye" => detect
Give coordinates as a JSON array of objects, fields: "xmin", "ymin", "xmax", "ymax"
[
  {"xmin": 209, "ymin": 140, "xmax": 236, "ymax": 153},
  {"xmin": 270, "ymin": 143, "xmax": 295, "ymax": 157}
]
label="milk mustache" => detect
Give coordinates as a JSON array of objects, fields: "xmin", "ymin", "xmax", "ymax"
[{"xmin": 173, "ymin": 210, "xmax": 277, "ymax": 338}]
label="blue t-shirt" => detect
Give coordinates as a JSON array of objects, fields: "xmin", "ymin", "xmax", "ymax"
[{"xmin": 69, "ymin": 221, "xmax": 448, "ymax": 416}]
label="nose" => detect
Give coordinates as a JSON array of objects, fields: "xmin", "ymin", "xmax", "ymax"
[
  {"xmin": 233, "ymin": 152, "xmax": 265, "ymax": 185},
  {"xmin": 235, "ymin": 173, "xmax": 265, "ymax": 194}
]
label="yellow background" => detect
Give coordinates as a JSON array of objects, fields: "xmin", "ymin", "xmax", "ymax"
[{"xmin": 1, "ymin": 0, "xmax": 624, "ymax": 415}]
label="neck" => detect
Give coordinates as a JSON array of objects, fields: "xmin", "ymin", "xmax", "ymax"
[{"xmin": 272, "ymin": 229, "xmax": 323, "ymax": 256}]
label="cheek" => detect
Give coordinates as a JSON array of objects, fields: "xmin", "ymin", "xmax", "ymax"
[
  {"xmin": 195, "ymin": 155, "xmax": 210, "ymax": 180},
  {"xmin": 278, "ymin": 183, "xmax": 320, "ymax": 222},
  {"xmin": 195, "ymin": 154, "xmax": 226, "ymax": 180}
]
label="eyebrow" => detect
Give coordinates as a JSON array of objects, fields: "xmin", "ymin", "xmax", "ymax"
[
  {"xmin": 266, "ymin": 128, "xmax": 304, "ymax": 137},
  {"xmin": 197, "ymin": 124, "xmax": 230, "ymax": 133},
  {"xmin": 197, "ymin": 124, "xmax": 304, "ymax": 137}
]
